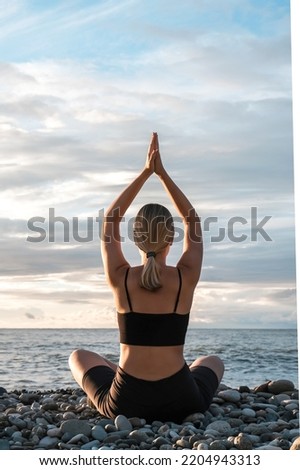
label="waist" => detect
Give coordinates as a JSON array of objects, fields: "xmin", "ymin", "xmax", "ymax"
[
  {"xmin": 119, "ymin": 344, "xmax": 185, "ymax": 380},
  {"xmin": 117, "ymin": 362, "xmax": 190, "ymax": 384}
]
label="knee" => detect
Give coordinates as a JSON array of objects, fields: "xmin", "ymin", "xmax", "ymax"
[
  {"xmin": 208, "ymin": 355, "xmax": 225, "ymax": 382},
  {"xmin": 211, "ymin": 354, "xmax": 225, "ymax": 372},
  {"xmin": 68, "ymin": 349, "xmax": 87, "ymax": 369},
  {"xmin": 209, "ymin": 355, "xmax": 224, "ymax": 367}
]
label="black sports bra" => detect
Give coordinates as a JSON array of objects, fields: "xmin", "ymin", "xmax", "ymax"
[{"xmin": 118, "ymin": 267, "xmax": 190, "ymax": 346}]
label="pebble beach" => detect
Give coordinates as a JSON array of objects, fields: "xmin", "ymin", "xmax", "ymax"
[{"xmin": 0, "ymin": 379, "xmax": 299, "ymax": 451}]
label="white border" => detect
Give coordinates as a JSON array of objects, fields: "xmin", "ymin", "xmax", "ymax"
[
  {"xmin": 291, "ymin": 0, "xmax": 300, "ymax": 375},
  {"xmin": 0, "ymin": 450, "xmax": 299, "ymax": 469}
]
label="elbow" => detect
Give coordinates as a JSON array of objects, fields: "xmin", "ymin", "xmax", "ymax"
[
  {"xmin": 186, "ymin": 208, "xmax": 201, "ymax": 224},
  {"xmin": 103, "ymin": 208, "xmax": 123, "ymax": 223}
]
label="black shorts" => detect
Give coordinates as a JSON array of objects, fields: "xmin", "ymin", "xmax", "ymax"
[{"xmin": 82, "ymin": 363, "xmax": 218, "ymax": 424}]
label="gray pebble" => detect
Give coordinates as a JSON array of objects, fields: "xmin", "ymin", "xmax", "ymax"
[
  {"xmin": 8, "ymin": 415, "xmax": 27, "ymax": 429},
  {"xmin": 152, "ymin": 436, "xmax": 171, "ymax": 447},
  {"xmin": 209, "ymin": 440, "xmax": 227, "ymax": 450},
  {"xmin": 251, "ymin": 402, "xmax": 278, "ymax": 410},
  {"xmin": 0, "ymin": 439, "xmax": 10, "ymax": 450},
  {"xmin": 68, "ymin": 434, "xmax": 89, "ymax": 444},
  {"xmin": 241, "ymin": 408, "xmax": 256, "ymax": 418},
  {"xmin": 269, "ymin": 393, "xmax": 291, "ymax": 404},
  {"xmin": 60, "ymin": 419, "xmax": 91, "ymax": 437},
  {"xmin": 207, "ymin": 420, "xmax": 232, "ymax": 434},
  {"xmin": 36, "ymin": 417, "xmax": 50, "ymax": 427},
  {"xmin": 62, "ymin": 411, "xmax": 77, "ymax": 420},
  {"xmin": 81, "ymin": 440, "xmax": 100, "ymax": 450},
  {"xmin": 285, "ymin": 403, "xmax": 299, "ymax": 411},
  {"xmin": 11, "ymin": 431, "xmax": 25, "ymax": 443},
  {"xmin": 160, "ymin": 444, "xmax": 173, "ymax": 450},
  {"xmin": 289, "ymin": 429, "xmax": 300, "ymax": 439},
  {"xmin": 246, "ymin": 434, "xmax": 261, "ymax": 445},
  {"xmin": 129, "ymin": 430, "xmax": 149, "ymax": 443},
  {"xmin": 183, "ymin": 412, "xmax": 205, "ymax": 423},
  {"xmin": 38, "ymin": 436, "xmax": 59, "ymax": 449},
  {"xmin": 105, "ymin": 424, "xmax": 117, "ymax": 432},
  {"xmin": 91, "ymin": 425, "xmax": 107, "ymax": 441},
  {"xmin": 115, "ymin": 415, "xmax": 133, "ymax": 432},
  {"xmin": 129, "ymin": 417, "xmax": 146, "ymax": 427},
  {"xmin": 103, "ymin": 431, "xmax": 130, "ymax": 443},
  {"xmin": 169, "ymin": 430, "xmax": 180, "ymax": 439},
  {"xmin": 158, "ymin": 424, "xmax": 170, "ymax": 434},
  {"xmin": 139, "ymin": 442, "xmax": 152, "ymax": 450},
  {"xmin": 257, "ymin": 444, "xmax": 283, "ymax": 450},
  {"xmin": 47, "ymin": 427, "xmax": 62, "ymax": 438},
  {"xmin": 218, "ymin": 390, "xmax": 241, "ymax": 403}
]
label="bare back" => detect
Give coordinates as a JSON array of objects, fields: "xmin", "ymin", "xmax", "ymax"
[{"xmin": 113, "ymin": 264, "xmax": 196, "ymax": 380}]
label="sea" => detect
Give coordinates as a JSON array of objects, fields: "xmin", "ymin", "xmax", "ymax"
[{"xmin": 0, "ymin": 328, "xmax": 298, "ymax": 392}]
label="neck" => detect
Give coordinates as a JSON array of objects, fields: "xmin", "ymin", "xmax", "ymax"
[{"xmin": 141, "ymin": 251, "xmax": 167, "ymax": 266}]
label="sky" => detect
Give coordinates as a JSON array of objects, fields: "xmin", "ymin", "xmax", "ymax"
[{"xmin": 0, "ymin": 0, "xmax": 298, "ymax": 329}]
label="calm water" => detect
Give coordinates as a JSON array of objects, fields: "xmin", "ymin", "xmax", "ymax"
[{"xmin": 0, "ymin": 328, "xmax": 298, "ymax": 391}]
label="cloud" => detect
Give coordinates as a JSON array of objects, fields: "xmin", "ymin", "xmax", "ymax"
[
  {"xmin": 190, "ymin": 281, "xmax": 297, "ymax": 329},
  {"xmin": 25, "ymin": 312, "xmax": 35, "ymax": 319}
]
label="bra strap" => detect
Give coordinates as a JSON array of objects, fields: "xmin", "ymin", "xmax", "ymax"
[
  {"xmin": 173, "ymin": 267, "xmax": 182, "ymax": 313},
  {"xmin": 124, "ymin": 267, "xmax": 133, "ymax": 311}
]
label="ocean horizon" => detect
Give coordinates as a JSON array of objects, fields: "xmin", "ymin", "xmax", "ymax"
[{"xmin": 0, "ymin": 327, "xmax": 297, "ymax": 330}]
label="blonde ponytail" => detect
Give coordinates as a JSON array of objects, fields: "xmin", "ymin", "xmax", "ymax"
[
  {"xmin": 133, "ymin": 203, "xmax": 174, "ymax": 291},
  {"xmin": 141, "ymin": 256, "xmax": 161, "ymax": 291}
]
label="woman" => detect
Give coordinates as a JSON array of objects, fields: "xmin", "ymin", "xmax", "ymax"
[{"xmin": 69, "ymin": 133, "xmax": 224, "ymax": 423}]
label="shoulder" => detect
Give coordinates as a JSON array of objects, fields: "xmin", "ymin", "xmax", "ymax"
[{"xmin": 106, "ymin": 263, "xmax": 130, "ymax": 289}]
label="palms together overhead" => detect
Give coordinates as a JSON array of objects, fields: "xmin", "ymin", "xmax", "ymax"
[{"xmin": 146, "ymin": 132, "xmax": 164, "ymax": 176}]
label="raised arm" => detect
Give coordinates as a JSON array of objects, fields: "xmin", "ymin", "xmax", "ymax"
[
  {"xmin": 101, "ymin": 134, "xmax": 157, "ymax": 285},
  {"xmin": 154, "ymin": 137, "xmax": 203, "ymax": 285}
]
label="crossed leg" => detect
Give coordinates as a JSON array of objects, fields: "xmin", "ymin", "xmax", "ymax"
[
  {"xmin": 69, "ymin": 350, "xmax": 224, "ymax": 389},
  {"xmin": 189, "ymin": 355, "xmax": 224, "ymax": 384},
  {"xmin": 68, "ymin": 349, "xmax": 117, "ymax": 389}
]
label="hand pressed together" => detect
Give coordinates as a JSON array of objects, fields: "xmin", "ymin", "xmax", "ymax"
[
  {"xmin": 145, "ymin": 132, "xmax": 165, "ymax": 177},
  {"xmin": 144, "ymin": 132, "xmax": 158, "ymax": 173}
]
